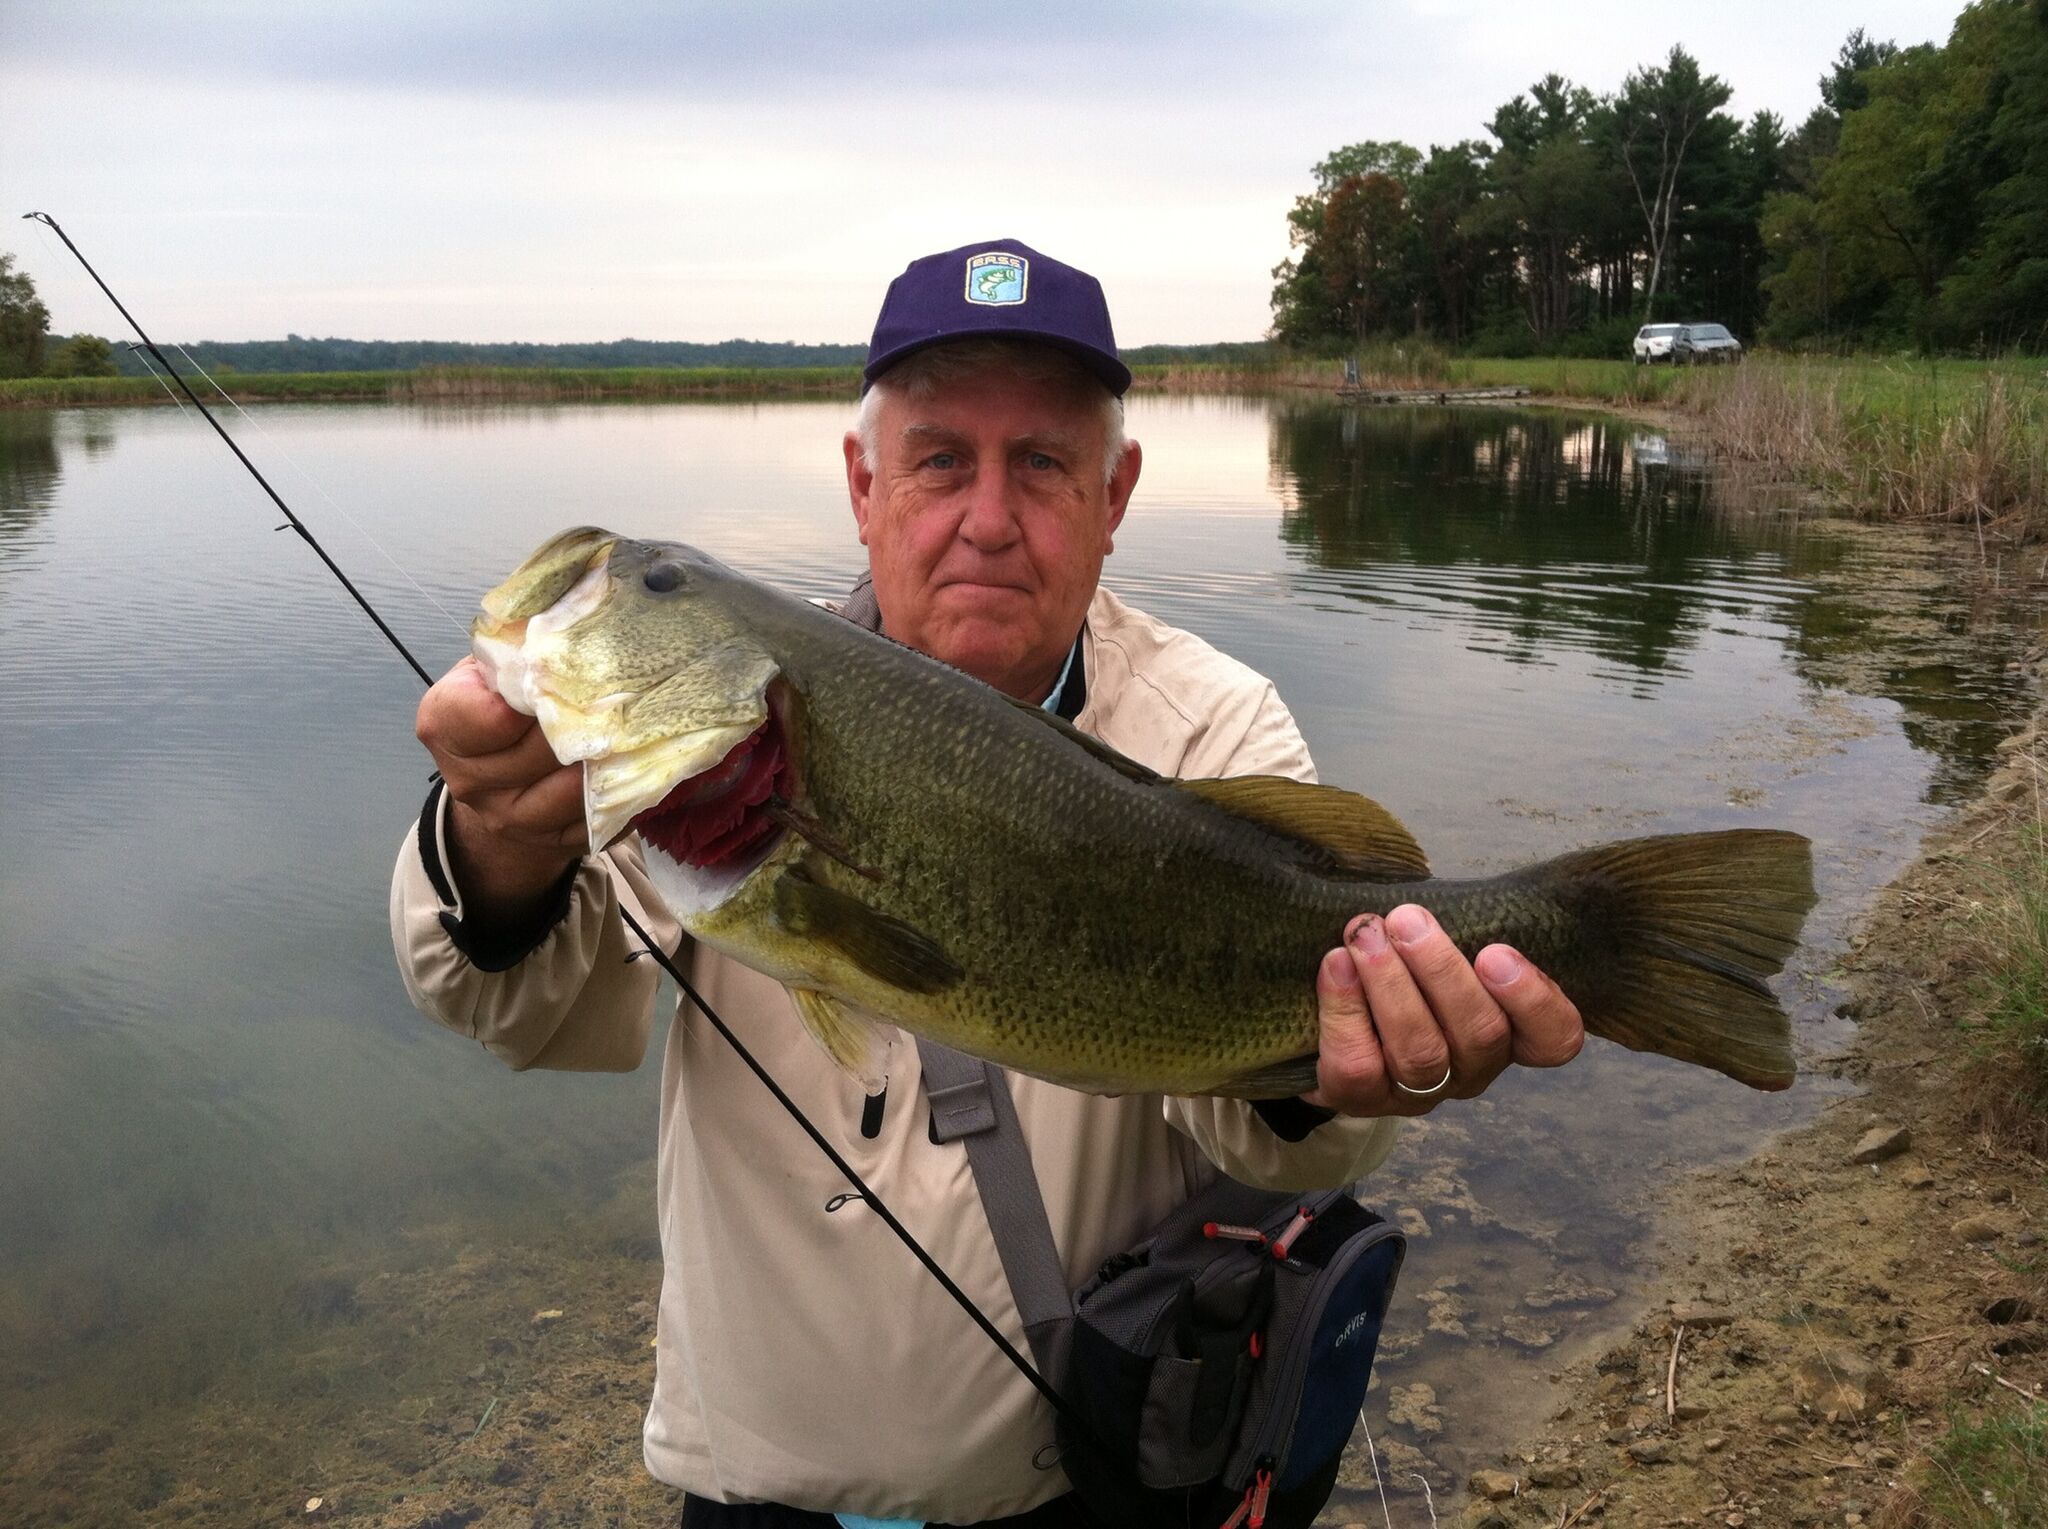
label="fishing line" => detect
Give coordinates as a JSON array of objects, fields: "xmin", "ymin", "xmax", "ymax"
[
  {"xmin": 23, "ymin": 212, "xmax": 433, "ymax": 687},
  {"xmin": 168, "ymin": 341, "xmax": 469, "ymax": 640},
  {"xmin": 25, "ymin": 211, "xmax": 1083, "ymax": 1436},
  {"xmin": 128, "ymin": 345, "xmax": 190, "ymax": 411},
  {"xmin": 1357, "ymin": 1417, "xmax": 1396, "ymax": 1529}
]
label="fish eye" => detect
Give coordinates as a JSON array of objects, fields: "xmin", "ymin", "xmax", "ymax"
[{"xmin": 644, "ymin": 562, "xmax": 687, "ymax": 593}]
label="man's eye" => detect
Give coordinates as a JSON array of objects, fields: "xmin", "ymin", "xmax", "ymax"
[
  {"xmin": 924, "ymin": 452, "xmax": 959, "ymax": 470},
  {"xmin": 1024, "ymin": 451, "xmax": 1059, "ymax": 471}
]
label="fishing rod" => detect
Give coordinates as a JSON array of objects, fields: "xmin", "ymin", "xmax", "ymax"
[{"xmin": 23, "ymin": 211, "xmax": 1080, "ymax": 1432}]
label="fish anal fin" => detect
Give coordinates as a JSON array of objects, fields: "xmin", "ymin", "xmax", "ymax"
[
  {"xmin": 1178, "ymin": 777, "xmax": 1430, "ymax": 880},
  {"xmin": 790, "ymin": 988, "xmax": 894, "ymax": 1096},
  {"xmin": 773, "ymin": 867, "xmax": 964, "ymax": 995},
  {"xmin": 1211, "ymin": 1052, "xmax": 1323, "ymax": 1100}
]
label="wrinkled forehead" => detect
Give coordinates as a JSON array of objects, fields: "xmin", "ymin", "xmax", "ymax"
[{"xmin": 875, "ymin": 366, "xmax": 1109, "ymax": 447}]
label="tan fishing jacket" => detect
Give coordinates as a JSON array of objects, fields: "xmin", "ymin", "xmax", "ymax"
[{"xmin": 389, "ymin": 585, "xmax": 1399, "ymax": 1522}]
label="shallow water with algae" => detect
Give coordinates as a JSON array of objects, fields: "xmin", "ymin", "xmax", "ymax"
[{"xmin": 0, "ymin": 397, "xmax": 2038, "ymax": 1524}]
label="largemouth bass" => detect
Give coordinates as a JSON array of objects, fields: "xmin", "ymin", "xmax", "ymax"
[{"xmin": 473, "ymin": 527, "xmax": 1816, "ymax": 1097}]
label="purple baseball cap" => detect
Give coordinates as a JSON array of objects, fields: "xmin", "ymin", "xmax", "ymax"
[{"xmin": 862, "ymin": 238, "xmax": 1132, "ymax": 397}]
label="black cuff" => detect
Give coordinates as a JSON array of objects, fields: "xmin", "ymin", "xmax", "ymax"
[
  {"xmin": 418, "ymin": 778, "xmax": 582, "ymax": 974},
  {"xmin": 1250, "ymin": 1097, "xmax": 1337, "ymax": 1143}
]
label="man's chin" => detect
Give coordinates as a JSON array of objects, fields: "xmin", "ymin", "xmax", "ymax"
[{"xmin": 921, "ymin": 621, "xmax": 1040, "ymax": 693}]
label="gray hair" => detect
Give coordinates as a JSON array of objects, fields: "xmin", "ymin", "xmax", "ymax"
[{"xmin": 855, "ymin": 338, "xmax": 1129, "ymax": 486}]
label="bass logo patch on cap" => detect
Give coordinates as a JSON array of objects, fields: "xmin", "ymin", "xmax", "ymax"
[{"xmin": 964, "ymin": 251, "xmax": 1027, "ymax": 306}]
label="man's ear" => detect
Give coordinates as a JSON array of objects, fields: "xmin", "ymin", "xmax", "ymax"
[
  {"xmin": 1103, "ymin": 439, "xmax": 1142, "ymax": 553},
  {"xmin": 844, "ymin": 431, "xmax": 875, "ymax": 546}
]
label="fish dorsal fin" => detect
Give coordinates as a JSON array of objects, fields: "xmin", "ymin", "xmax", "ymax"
[
  {"xmin": 1003, "ymin": 694, "xmax": 1162, "ymax": 786},
  {"xmin": 1177, "ymin": 776, "xmax": 1430, "ymax": 880}
]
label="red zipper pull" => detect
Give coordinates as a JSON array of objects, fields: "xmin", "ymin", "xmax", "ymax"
[
  {"xmin": 1204, "ymin": 1220, "xmax": 1269, "ymax": 1246},
  {"xmin": 1218, "ymin": 1488, "xmax": 1252, "ymax": 1529},
  {"xmin": 1270, "ymin": 1206, "xmax": 1314, "ymax": 1260},
  {"xmin": 1249, "ymin": 1464, "xmax": 1274, "ymax": 1528},
  {"xmin": 1248, "ymin": 1329, "xmax": 1262, "ymax": 1361}
]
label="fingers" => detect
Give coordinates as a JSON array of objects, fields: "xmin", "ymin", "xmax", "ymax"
[
  {"xmin": 1309, "ymin": 905, "xmax": 1583, "ymax": 1120},
  {"xmin": 1475, "ymin": 945, "xmax": 1585, "ymax": 1069},
  {"xmin": 503, "ymin": 763, "xmax": 590, "ymax": 850},
  {"xmin": 1309, "ymin": 947, "xmax": 1388, "ymax": 1110},
  {"xmin": 1381, "ymin": 906, "xmax": 1513, "ymax": 1087},
  {"xmin": 456, "ymin": 722, "xmax": 568, "ymax": 792},
  {"xmin": 417, "ymin": 656, "xmax": 587, "ymax": 855},
  {"xmin": 418, "ymin": 657, "xmax": 532, "ymax": 760},
  {"xmin": 1344, "ymin": 913, "xmax": 1457, "ymax": 1094}
]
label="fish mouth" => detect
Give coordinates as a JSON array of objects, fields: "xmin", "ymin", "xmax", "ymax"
[{"xmin": 629, "ymin": 709, "xmax": 793, "ymax": 879}]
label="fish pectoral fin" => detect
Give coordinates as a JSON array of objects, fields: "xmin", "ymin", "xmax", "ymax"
[
  {"xmin": 789, "ymin": 988, "xmax": 894, "ymax": 1096},
  {"xmin": 773, "ymin": 868, "xmax": 964, "ymax": 995},
  {"xmin": 1211, "ymin": 1052, "xmax": 1324, "ymax": 1100},
  {"xmin": 1176, "ymin": 777, "xmax": 1431, "ymax": 880}
]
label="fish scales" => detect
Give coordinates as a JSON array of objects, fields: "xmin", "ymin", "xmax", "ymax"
[
  {"xmin": 760, "ymin": 578, "xmax": 1345, "ymax": 1090},
  {"xmin": 474, "ymin": 529, "xmax": 1817, "ymax": 1096}
]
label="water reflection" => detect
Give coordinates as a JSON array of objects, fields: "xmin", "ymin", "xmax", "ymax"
[
  {"xmin": 0, "ymin": 396, "xmax": 2037, "ymax": 1523},
  {"xmin": 1269, "ymin": 405, "xmax": 1807, "ymax": 684},
  {"xmin": 1268, "ymin": 404, "xmax": 2037, "ymax": 797},
  {"xmin": 0, "ymin": 410, "xmax": 60, "ymax": 569}
]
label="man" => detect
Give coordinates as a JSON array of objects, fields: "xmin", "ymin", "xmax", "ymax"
[{"xmin": 392, "ymin": 240, "xmax": 1584, "ymax": 1527}]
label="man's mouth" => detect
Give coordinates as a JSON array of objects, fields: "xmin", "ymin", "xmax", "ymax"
[{"xmin": 630, "ymin": 716, "xmax": 791, "ymax": 870}]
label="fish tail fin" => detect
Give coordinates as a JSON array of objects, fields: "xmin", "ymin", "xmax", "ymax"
[{"xmin": 1540, "ymin": 829, "xmax": 1815, "ymax": 1091}]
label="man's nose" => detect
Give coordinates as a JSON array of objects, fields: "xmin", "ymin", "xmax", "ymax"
[{"xmin": 956, "ymin": 466, "xmax": 1023, "ymax": 550}]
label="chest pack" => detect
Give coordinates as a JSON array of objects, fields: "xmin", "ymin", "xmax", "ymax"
[{"xmin": 918, "ymin": 1040, "xmax": 1405, "ymax": 1529}]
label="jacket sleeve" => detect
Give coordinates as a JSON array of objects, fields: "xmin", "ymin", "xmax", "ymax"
[
  {"xmin": 389, "ymin": 783, "xmax": 678, "ymax": 1073},
  {"xmin": 1157, "ymin": 678, "xmax": 1403, "ymax": 1190}
]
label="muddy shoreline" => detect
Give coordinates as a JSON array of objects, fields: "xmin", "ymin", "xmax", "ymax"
[{"xmin": 1421, "ymin": 696, "xmax": 2048, "ymax": 1527}]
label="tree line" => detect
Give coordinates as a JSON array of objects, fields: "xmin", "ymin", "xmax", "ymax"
[
  {"xmin": 99, "ymin": 336, "xmax": 871, "ymax": 376},
  {"xmin": 1270, "ymin": 0, "xmax": 2048, "ymax": 355},
  {"xmin": 0, "ymin": 279, "xmax": 878, "ymax": 380},
  {"xmin": 0, "ymin": 255, "xmax": 116, "ymax": 379}
]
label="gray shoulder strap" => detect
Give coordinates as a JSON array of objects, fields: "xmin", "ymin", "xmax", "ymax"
[
  {"xmin": 916, "ymin": 1036, "xmax": 1073, "ymax": 1379},
  {"xmin": 837, "ymin": 573, "xmax": 883, "ymax": 632}
]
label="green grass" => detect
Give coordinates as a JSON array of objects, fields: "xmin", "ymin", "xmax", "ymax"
[
  {"xmin": 1959, "ymin": 818, "xmax": 2048, "ymax": 1148},
  {"xmin": 0, "ymin": 364, "xmax": 866, "ymax": 408},
  {"xmin": 1437, "ymin": 352, "xmax": 2045, "ymax": 412},
  {"xmin": 1897, "ymin": 1403, "xmax": 2048, "ymax": 1526}
]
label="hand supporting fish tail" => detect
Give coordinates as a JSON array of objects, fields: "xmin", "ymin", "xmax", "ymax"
[{"xmin": 1307, "ymin": 905, "xmax": 1584, "ymax": 1117}]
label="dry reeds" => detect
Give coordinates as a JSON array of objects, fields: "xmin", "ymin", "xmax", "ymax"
[{"xmin": 1684, "ymin": 362, "xmax": 2048, "ymax": 546}]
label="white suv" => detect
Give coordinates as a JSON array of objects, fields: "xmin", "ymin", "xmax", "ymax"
[{"xmin": 1633, "ymin": 323, "xmax": 1684, "ymax": 363}]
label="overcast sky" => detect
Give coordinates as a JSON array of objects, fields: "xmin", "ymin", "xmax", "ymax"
[{"xmin": 2, "ymin": 1, "xmax": 1968, "ymax": 346}]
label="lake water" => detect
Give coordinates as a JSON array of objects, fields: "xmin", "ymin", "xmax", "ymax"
[{"xmin": 0, "ymin": 396, "xmax": 2036, "ymax": 1525}]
